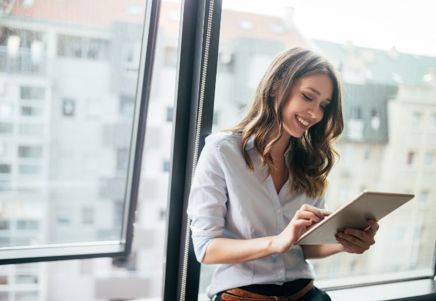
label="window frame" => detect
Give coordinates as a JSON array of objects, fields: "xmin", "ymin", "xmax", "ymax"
[
  {"xmin": 0, "ymin": 0, "xmax": 161, "ymax": 265},
  {"xmin": 162, "ymin": 0, "xmax": 222, "ymax": 300}
]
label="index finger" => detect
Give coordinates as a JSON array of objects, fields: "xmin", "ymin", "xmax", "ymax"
[{"xmin": 301, "ymin": 204, "xmax": 329, "ymax": 219}]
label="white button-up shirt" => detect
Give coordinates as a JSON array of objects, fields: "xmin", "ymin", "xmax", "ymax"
[{"xmin": 187, "ymin": 132, "xmax": 325, "ymax": 298}]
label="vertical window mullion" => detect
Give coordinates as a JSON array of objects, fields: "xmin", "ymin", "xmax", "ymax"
[{"xmin": 163, "ymin": 0, "xmax": 222, "ymax": 300}]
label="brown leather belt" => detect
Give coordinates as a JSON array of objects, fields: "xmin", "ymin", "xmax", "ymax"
[{"xmin": 220, "ymin": 280, "xmax": 314, "ymax": 301}]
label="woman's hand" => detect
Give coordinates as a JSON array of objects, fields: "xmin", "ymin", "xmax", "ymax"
[
  {"xmin": 271, "ymin": 204, "xmax": 330, "ymax": 254},
  {"xmin": 335, "ymin": 220, "xmax": 379, "ymax": 254}
]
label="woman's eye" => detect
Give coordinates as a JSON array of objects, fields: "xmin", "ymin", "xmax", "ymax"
[
  {"xmin": 320, "ymin": 104, "xmax": 329, "ymax": 112},
  {"xmin": 302, "ymin": 93, "xmax": 312, "ymax": 101}
]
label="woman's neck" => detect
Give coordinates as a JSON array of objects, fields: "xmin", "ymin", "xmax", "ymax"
[{"xmin": 269, "ymin": 130, "xmax": 290, "ymax": 166}]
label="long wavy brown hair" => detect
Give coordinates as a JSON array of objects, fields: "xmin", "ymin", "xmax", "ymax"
[{"xmin": 230, "ymin": 47, "xmax": 344, "ymax": 198}]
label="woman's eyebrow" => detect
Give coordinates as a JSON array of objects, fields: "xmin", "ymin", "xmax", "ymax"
[{"xmin": 306, "ymin": 87, "xmax": 320, "ymax": 95}]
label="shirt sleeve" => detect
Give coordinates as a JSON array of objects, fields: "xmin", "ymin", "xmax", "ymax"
[{"xmin": 187, "ymin": 137, "xmax": 228, "ymax": 263}]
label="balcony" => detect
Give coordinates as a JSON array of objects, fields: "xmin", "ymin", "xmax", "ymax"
[{"xmin": 0, "ymin": 46, "xmax": 45, "ymax": 75}]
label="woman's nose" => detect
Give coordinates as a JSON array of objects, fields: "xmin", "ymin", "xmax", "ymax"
[{"xmin": 307, "ymin": 107, "xmax": 323, "ymax": 120}]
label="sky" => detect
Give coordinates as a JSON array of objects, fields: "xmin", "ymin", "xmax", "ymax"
[{"xmin": 223, "ymin": 0, "xmax": 436, "ymax": 56}]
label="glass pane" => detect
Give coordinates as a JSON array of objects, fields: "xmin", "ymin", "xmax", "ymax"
[
  {"xmin": 0, "ymin": 0, "xmax": 181, "ymax": 300},
  {"xmin": 0, "ymin": 0, "xmax": 149, "ymax": 258},
  {"xmin": 199, "ymin": 0, "xmax": 436, "ymax": 298}
]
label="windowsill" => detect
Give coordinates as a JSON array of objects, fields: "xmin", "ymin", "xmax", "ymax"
[{"xmin": 324, "ymin": 278, "xmax": 436, "ymax": 301}]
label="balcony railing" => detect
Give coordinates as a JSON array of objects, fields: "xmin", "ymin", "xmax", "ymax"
[{"xmin": 0, "ymin": 46, "xmax": 46, "ymax": 75}]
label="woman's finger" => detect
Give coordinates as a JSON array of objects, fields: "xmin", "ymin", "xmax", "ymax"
[
  {"xmin": 336, "ymin": 237, "xmax": 363, "ymax": 254},
  {"xmin": 299, "ymin": 204, "xmax": 329, "ymax": 219},
  {"xmin": 337, "ymin": 230, "xmax": 372, "ymax": 249},
  {"xmin": 295, "ymin": 210, "xmax": 322, "ymax": 223},
  {"xmin": 364, "ymin": 220, "xmax": 379, "ymax": 236}
]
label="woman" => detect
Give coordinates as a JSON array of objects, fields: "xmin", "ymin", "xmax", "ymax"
[{"xmin": 187, "ymin": 48, "xmax": 379, "ymax": 300}]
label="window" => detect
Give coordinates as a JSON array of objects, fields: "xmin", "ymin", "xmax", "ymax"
[
  {"xmin": 18, "ymin": 124, "xmax": 44, "ymax": 136},
  {"xmin": 57, "ymin": 35, "xmax": 109, "ymax": 60},
  {"xmin": 162, "ymin": 160, "xmax": 171, "ymax": 172},
  {"xmin": 407, "ymin": 151, "xmax": 415, "ymax": 165},
  {"xmin": 424, "ymin": 152, "xmax": 433, "ymax": 166},
  {"xmin": 0, "ymin": 164, "xmax": 11, "ymax": 174},
  {"xmin": 16, "ymin": 219, "xmax": 39, "ymax": 230},
  {"xmin": 370, "ymin": 108, "xmax": 380, "ymax": 130},
  {"xmin": 20, "ymin": 86, "xmax": 45, "ymax": 100},
  {"xmin": 62, "ymin": 98, "xmax": 75, "ymax": 116},
  {"xmin": 166, "ymin": 106, "xmax": 174, "ymax": 122},
  {"xmin": 81, "ymin": 207, "xmax": 95, "ymax": 225},
  {"xmin": 0, "ymin": 0, "xmax": 160, "ymax": 268},
  {"xmin": 116, "ymin": 148, "xmax": 129, "ymax": 173},
  {"xmin": 0, "ymin": 220, "xmax": 10, "ymax": 230},
  {"xmin": 20, "ymin": 105, "xmax": 42, "ymax": 117},
  {"xmin": 0, "ymin": 103, "xmax": 13, "ymax": 119},
  {"xmin": 15, "ymin": 274, "xmax": 38, "ymax": 284},
  {"xmin": 18, "ymin": 164, "xmax": 41, "ymax": 175},
  {"xmin": 17, "ymin": 145, "xmax": 42, "ymax": 158},
  {"xmin": 418, "ymin": 190, "xmax": 429, "ymax": 204},
  {"xmin": 119, "ymin": 95, "xmax": 134, "ymax": 118},
  {"xmin": 0, "ymin": 123, "xmax": 13, "ymax": 133}
]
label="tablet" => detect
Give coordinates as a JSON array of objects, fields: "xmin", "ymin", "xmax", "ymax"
[{"xmin": 296, "ymin": 191, "xmax": 415, "ymax": 245}]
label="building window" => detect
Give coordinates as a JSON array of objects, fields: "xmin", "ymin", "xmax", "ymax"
[
  {"xmin": 0, "ymin": 123, "xmax": 13, "ymax": 133},
  {"xmin": 56, "ymin": 210, "xmax": 71, "ymax": 225},
  {"xmin": 16, "ymin": 219, "xmax": 39, "ymax": 230},
  {"xmin": 18, "ymin": 164, "xmax": 41, "ymax": 175},
  {"xmin": 20, "ymin": 86, "xmax": 45, "ymax": 100},
  {"xmin": 0, "ymin": 164, "xmax": 11, "ymax": 174},
  {"xmin": 0, "ymin": 220, "xmax": 10, "ymax": 230},
  {"xmin": 62, "ymin": 98, "xmax": 75, "ymax": 117},
  {"xmin": 57, "ymin": 34, "xmax": 109, "ymax": 60},
  {"xmin": 18, "ymin": 124, "xmax": 44, "ymax": 136},
  {"xmin": 418, "ymin": 190, "xmax": 429, "ymax": 204},
  {"xmin": 116, "ymin": 148, "xmax": 129, "ymax": 173},
  {"xmin": 218, "ymin": 51, "xmax": 234, "ymax": 72},
  {"xmin": 370, "ymin": 108, "xmax": 380, "ymax": 130},
  {"xmin": 407, "ymin": 151, "xmax": 415, "ymax": 165},
  {"xmin": 166, "ymin": 106, "xmax": 174, "ymax": 122},
  {"xmin": 352, "ymin": 106, "xmax": 362, "ymax": 120},
  {"xmin": 81, "ymin": 207, "xmax": 95, "ymax": 225},
  {"xmin": 15, "ymin": 274, "xmax": 38, "ymax": 284},
  {"xmin": 162, "ymin": 160, "xmax": 171, "ymax": 172},
  {"xmin": 424, "ymin": 152, "xmax": 433, "ymax": 166},
  {"xmin": 18, "ymin": 145, "xmax": 42, "ymax": 158},
  {"xmin": 0, "ymin": 103, "xmax": 13, "ymax": 119},
  {"xmin": 119, "ymin": 95, "xmax": 135, "ymax": 118},
  {"xmin": 20, "ymin": 105, "xmax": 42, "ymax": 117}
]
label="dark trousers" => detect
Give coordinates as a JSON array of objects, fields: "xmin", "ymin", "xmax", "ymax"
[{"xmin": 214, "ymin": 287, "xmax": 331, "ymax": 301}]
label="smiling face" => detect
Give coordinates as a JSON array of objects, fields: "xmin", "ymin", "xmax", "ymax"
[{"xmin": 280, "ymin": 73, "xmax": 333, "ymax": 138}]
